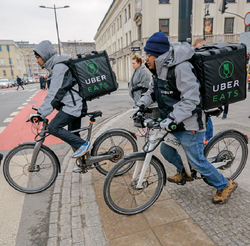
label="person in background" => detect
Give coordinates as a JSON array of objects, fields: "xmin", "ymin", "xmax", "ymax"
[
  {"xmin": 129, "ymin": 53, "xmax": 151, "ymax": 104},
  {"xmin": 193, "ymin": 38, "xmax": 213, "ymax": 144},
  {"xmin": 129, "ymin": 53, "xmax": 151, "ymax": 136},
  {"xmin": 39, "ymin": 75, "xmax": 45, "ymax": 90},
  {"xmin": 16, "ymin": 76, "xmax": 24, "ymax": 90},
  {"xmin": 222, "ymin": 105, "xmax": 229, "ymax": 119}
]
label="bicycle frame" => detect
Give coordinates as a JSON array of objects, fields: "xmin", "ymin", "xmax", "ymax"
[{"xmin": 133, "ymin": 127, "xmax": 235, "ymax": 189}]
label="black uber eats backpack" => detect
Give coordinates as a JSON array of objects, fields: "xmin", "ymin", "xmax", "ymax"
[
  {"xmin": 190, "ymin": 43, "xmax": 247, "ymax": 110},
  {"xmin": 66, "ymin": 50, "xmax": 118, "ymax": 101}
]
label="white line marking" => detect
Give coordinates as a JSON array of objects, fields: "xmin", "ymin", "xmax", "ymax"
[
  {"xmin": 3, "ymin": 118, "xmax": 13, "ymax": 123},
  {"xmin": 17, "ymin": 106, "xmax": 24, "ymax": 110},
  {"xmin": 0, "ymin": 127, "xmax": 5, "ymax": 133},
  {"xmin": 10, "ymin": 112, "xmax": 19, "ymax": 116},
  {"xmin": 22, "ymin": 103, "xmax": 28, "ymax": 105}
]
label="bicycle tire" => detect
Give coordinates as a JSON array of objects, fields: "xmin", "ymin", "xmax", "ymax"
[
  {"xmin": 3, "ymin": 143, "xmax": 59, "ymax": 194},
  {"xmin": 91, "ymin": 130, "xmax": 138, "ymax": 176},
  {"xmin": 103, "ymin": 155, "xmax": 165, "ymax": 215},
  {"xmin": 203, "ymin": 130, "xmax": 248, "ymax": 184}
]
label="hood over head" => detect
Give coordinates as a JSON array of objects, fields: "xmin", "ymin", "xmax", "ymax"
[{"xmin": 33, "ymin": 40, "xmax": 56, "ymax": 64}]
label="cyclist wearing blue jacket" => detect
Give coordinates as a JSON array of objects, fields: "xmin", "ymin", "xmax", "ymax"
[
  {"xmin": 30, "ymin": 40, "xmax": 91, "ymax": 168},
  {"xmin": 133, "ymin": 32, "xmax": 237, "ymax": 204}
]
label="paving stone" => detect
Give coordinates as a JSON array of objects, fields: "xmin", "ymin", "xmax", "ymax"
[{"xmin": 49, "ymin": 223, "xmax": 58, "ymax": 238}]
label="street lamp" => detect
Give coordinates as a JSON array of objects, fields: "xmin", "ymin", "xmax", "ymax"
[
  {"xmin": 203, "ymin": 3, "xmax": 210, "ymax": 41},
  {"xmin": 39, "ymin": 5, "xmax": 70, "ymax": 55}
]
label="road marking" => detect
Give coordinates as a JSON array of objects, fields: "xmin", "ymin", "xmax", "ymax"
[
  {"xmin": 0, "ymin": 127, "xmax": 5, "ymax": 133},
  {"xmin": 22, "ymin": 103, "xmax": 28, "ymax": 105},
  {"xmin": 3, "ymin": 118, "xmax": 13, "ymax": 123},
  {"xmin": 17, "ymin": 106, "xmax": 24, "ymax": 110},
  {"xmin": 10, "ymin": 112, "xmax": 19, "ymax": 116}
]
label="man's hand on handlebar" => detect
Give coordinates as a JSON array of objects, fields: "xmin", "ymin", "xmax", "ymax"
[{"xmin": 160, "ymin": 118, "xmax": 177, "ymax": 131}]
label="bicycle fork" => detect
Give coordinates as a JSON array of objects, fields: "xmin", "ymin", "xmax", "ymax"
[{"xmin": 133, "ymin": 131, "xmax": 193, "ymax": 189}]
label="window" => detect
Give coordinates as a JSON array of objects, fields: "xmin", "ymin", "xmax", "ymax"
[
  {"xmin": 126, "ymin": 33, "xmax": 128, "ymax": 46},
  {"xmin": 120, "ymin": 15, "xmax": 122, "ymax": 28},
  {"xmin": 224, "ymin": 18, "xmax": 234, "ymax": 34},
  {"xmin": 247, "ymin": 0, "xmax": 250, "ymax": 2},
  {"xmin": 205, "ymin": 0, "xmax": 214, "ymax": 2},
  {"xmin": 129, "ymin": 31, "xmax": 132, "ymax": 43},
  {"xmin": 6, "ymin": 45, "xmax": 10, "ymax": 52},
  {"xmin": 159, "ymin": 0, "xmax": 169, "ymax": 3},
  {"xmin": 128, "ymin": 4, "xmax": 131, "ymax": 19},
  {"xmin": 117, "ymin": 18, "xmax": 119, "ymax": 30},
  {"xmin": 121, "ymin": 37, "xmax": 123, "ymax": 49},
  {"xmin": 0, "ymin": 58, "xmax": 4, "ymax": 65},
  {"xmin": 124, "ymin": 9, "xmax": 127, "ymax": 23},
  {"xmin": 3, "ymin": 70, "xmax": 6, "ymax": 76},
  {"xmin": 0, "ymin": 46, "xmax": 2, "ymax": 51},
  {"xmin": 226, "ymin": 0, "xmax": 235, "ymax": 2},
  {"xmin": 159, "ymin": 19, "xmax": 169, "ymax": 36}
]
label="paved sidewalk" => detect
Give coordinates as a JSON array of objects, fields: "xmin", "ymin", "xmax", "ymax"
[{"xmin": 48, "ymin": 90, "xmax": 250, "ymax": 246}]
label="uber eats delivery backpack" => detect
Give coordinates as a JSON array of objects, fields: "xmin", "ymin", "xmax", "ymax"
[
  {"xmin": 65, "ymin": 50, "xmax": 118, "ymax": 101},
  {"xmin": 190, "ymin": 43, "xmax": 247, "ymax": 110}
]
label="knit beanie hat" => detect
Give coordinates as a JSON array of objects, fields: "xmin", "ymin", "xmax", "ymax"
[{"xmin": 144, "ymin": 32, "xmax": 170, "ymax": 57}]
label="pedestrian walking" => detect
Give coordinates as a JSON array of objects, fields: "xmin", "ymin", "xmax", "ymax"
[
  {"xmin": 16, "ymin": 76, "xmax": 24, "ymax": 90},
  {"xmin": 222, "ymin": 105, "xmax": 229, "ymax": 119},
  {"xmin": 39, "ymin": 75, "xmax": 45, "ymax": 90}
]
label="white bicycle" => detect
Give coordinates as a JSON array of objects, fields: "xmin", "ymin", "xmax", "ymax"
[{"xmin": 103, "ymin": 109, "xmax": 248, "ymax": 215}]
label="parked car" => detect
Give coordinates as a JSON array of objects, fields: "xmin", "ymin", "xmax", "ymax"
[
  {"xmin": 0, "ymin": 79, "xmax": 12, "ymax": 88},
  {"xmin": 10, "ymin": 79, "xmax": 17, "ymax": 86}
]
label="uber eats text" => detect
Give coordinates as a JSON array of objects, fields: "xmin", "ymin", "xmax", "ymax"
[
  {"xmin": 212, "ymin": 80, "xmax": 240, "ymax": 102},
  {"xmin": 84, "ymin": 75, "xmax": 109, "ymax": 92}
]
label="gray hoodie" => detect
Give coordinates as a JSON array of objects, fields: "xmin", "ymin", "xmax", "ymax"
[
  {"xmin": 137, "ymin": 42, "xmax": 206, "ymax": 132},
  {"xmin": 34, "ymin": 41, "xmax": 83, "ymax": 117}
]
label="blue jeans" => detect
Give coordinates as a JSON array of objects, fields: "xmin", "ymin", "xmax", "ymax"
[
  {"xmin": 160, "ymin": 131, "xmax": 229, "ymax": 190},
  {"xmin": 205, "ymin": 117, "xmax": 213, "ymax": 141}
]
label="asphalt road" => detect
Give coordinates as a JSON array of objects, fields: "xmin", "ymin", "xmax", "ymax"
[{"xmin": 0, "ymin": 84, "xmax": 133, "ymax": 246}]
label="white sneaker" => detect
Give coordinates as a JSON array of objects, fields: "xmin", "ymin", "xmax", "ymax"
[{"xmin": 72, "ymin": 141, "xmax": 91, "ymax": 158}]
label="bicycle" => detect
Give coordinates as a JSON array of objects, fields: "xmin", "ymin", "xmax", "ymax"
[
  {"xmin": 3, "ymin": 106, "xmax": 138, "ymax": 194},
  {"xmin": 103, "ymin": 109, "xmax": 249, "ymax": 215}
]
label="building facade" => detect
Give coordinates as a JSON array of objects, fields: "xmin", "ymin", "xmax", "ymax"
[
  {"xmin": 0, "ymin": 40, "xmax": 26, "ymax": 80},
  {"xmin": 94, "ymin": 0, "xmax": 250, "ymax": 82},
  {"xmin": 61, "ymin": 42, "xmax": 96, "ymax": 57}
]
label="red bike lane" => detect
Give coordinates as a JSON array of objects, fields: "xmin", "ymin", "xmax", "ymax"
[{"xmin": 0, "ymin": 90, "xmax": 62, "ymax": 151}]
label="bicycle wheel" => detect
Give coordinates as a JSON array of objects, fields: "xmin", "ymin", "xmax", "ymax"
[
  {"xmin": 92, "ymin": 130, "xmax": 138, "ymax": 176},
  {"xmin": 3, "ymin": 143, "xmax": 59, "ymax": 194},
  {"xmin": 103, "ymin": 155, "xmax": 165, "ymax": 215},
  {"xmin": 204, "ymin": 130, "xmax": 248, "ymax": 183}
]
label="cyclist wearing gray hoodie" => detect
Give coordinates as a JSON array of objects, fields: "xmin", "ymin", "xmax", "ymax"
[
  {"xmin": 133, "ymin": 32, "xmax": 237, "ymax": 204},
  {"xmin": 31, "ymin": 40, "xmax": 91, "ymax": 164}
]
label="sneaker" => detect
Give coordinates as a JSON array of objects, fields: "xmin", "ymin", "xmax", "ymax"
[
  {"xmin": 212, "ymin": 179, "xmax": 238, "ymax": 204},
  {"xmin": 222, "ymin": 113, "xmax": 227, "ymax": 119},
  {"xmin": 72, "ymin": 141, "xmax": 91, "ymax": 158},
  {"xmin": 167, "ymin": 172, "xmax": 194, "ymax": 184},
  {"xmin": 72, "ymin": 167, "xmax": 83, "ymax": 173}
]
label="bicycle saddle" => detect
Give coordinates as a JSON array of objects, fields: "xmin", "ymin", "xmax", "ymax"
[{"xmin": 86, "ymin": 111, "xmax": 103, "ymax": 118}]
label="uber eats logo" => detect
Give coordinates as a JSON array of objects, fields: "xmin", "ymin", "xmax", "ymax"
[
  {"xmin": 85, "ymin": 61, "xmax": 109, "ymax": 93},
  {"xmin": 212, "ymin": 60, "xmax": 239, "ymax": 103},
  {"xmin": 219, "ymin": 61, "xmax": 234, "ymax": 79},
  {"xmin": 86, "ymin": 62, "xmax": 99, "ymax": 75}
]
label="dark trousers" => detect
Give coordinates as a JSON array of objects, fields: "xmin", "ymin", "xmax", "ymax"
[
  {"xmin": 48, "ymin": 110, "xmax": 85, "ymax": 150},
  {"xmin": 17, "ymin": 84, "xmax": 24, "ymax": 90}
]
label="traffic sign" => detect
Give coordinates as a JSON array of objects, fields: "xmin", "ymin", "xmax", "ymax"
[{"xmin": 244, "ymin": 12, "xmax": 250, "ymax": 27}]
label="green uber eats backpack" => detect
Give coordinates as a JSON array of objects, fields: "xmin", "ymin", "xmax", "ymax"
[
  {"xmin": 167, "ymin": 43, "xmax": 247, "ymax": 130},
  {"xmin": 66, "ymin": 50, "xmax": 118, "ymax": 101},
  {"xmin": 191, "ymin": 42, "xmax": 247, "ymax": 111}
]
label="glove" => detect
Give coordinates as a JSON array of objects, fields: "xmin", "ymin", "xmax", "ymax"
[
  {"xmin": 160, "ymin": 118, "xmax": 177, "ymax": 131},
  {"xmin": 29, "ymin": 113, "xmax": 44, "ymax": 123}
]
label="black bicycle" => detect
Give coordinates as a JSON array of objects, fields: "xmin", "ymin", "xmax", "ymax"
[{"xmin": 3, "ymin": 106, "xmax": 138, "ymax": 194}]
